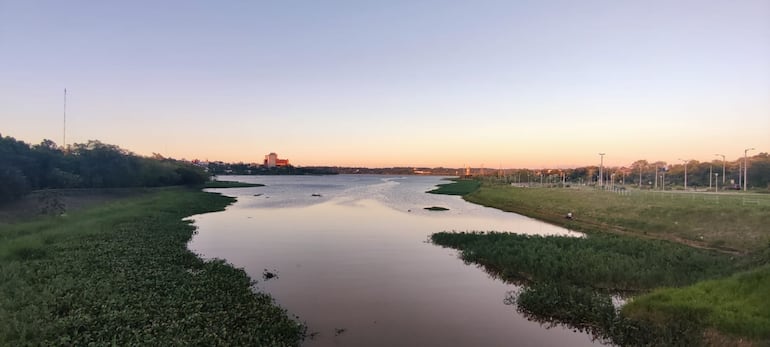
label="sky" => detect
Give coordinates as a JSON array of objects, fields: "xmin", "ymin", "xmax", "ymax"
[{"xmin": 1, "ymin": 0, "xmax": 768, "ymax": 168}]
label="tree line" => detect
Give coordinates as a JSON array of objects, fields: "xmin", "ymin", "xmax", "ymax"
[
  {"xmin": 0, "ymin": 134, "xmax": 209, "ymax": 203},
  {"xmin": 485, "ymin": 155, "xmax": 770, "ymax": 190}
]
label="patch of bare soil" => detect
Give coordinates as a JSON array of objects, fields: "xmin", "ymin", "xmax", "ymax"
[{"xmin": 704, "ymin": 329, "xmax": 760, "ymax": 347}]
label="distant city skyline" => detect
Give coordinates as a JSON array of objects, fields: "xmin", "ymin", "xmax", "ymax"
[{"xmin": 2, "ymin": 1, "xmax": 768, "ymax": 168}]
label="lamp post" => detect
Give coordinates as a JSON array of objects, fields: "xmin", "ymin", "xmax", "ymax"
[
  {"xmin": 744, "ymin": 148, "xmax": 754, "ymax": 191},
  {"xmin": 715, "ymin": 173, "xmax": 719, "ymax": 192},
  {"xmin": 661, "ymin": 169, "xmax": 666, "ymax": 191},
  {"xmin": 678, "ymin": 158, "xmax": 688, "ymax": 191},
  {"xmin": 598, "ymin": 153, "xmax": 605, "ymax": 187},
  {"xmin": 611, "ymin": 173, "xmax": 615, "ymax": 190},
  {"xmin": 715, "ymin": 154, "xmax": 725, "ymax": 185},
  {"xmin": 709, "ymin": 165, "xmax": 712, "ymax": 191}
]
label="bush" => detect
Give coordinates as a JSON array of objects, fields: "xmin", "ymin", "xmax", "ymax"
[{"xmin": 0, "ymin": 166, "xmax": 30, "ymax": 203}]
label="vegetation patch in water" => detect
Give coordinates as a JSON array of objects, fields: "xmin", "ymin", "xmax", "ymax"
[
  {"xmin": 426, "ymin": 179, "xmax": 480, "ymax": 196},
  {"xmin": 431, "ymin": 231, "xmax": 738, "ymax": 291},
  {"xmin": 431, "ymin": 230, "xmax": 769, "ymax": 345},
  {"xmin": 203, "ymin": 180, "xmax": 265, "ymax": 188},
  {"xmin": 0, "ymin": 187, "xmax": 304, "ymax": 346}
]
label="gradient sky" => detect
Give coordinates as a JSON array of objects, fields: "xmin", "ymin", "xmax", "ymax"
[{"xmin": 2, "ymin": 0, "xmax": 768, "ymax": 168}]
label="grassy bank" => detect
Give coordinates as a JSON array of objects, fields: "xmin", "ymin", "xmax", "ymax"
[
  {"xmin": 465, "ymin": 183, "xmax": 770, "ymax": 253},
  {"xmin": 203, "ymin": 180, "xmax": 265, "ymax": 188},
  {"xmin": 426, "ymin": 179, "xmax": 480, "ymax": 195},
  {"xmin": 431, "ymin": 231, "xmax": 768, "ymax": 345},
  {"xmin": 624, "ymin": 265, "xmax": 770, "ymax": 342},
  {"xmin": 0, "ymin": 187, "xmax": 304, "ymax": 346},
  {"xmin": 431, "ymin": 180, "xmax": 770, "ymax": 345},
  {"xmin": 431, "ymin": 231, "xmax": 738, "ymax": 292}
]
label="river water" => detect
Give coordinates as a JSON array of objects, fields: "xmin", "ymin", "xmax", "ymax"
[{"xmin": 188, "ymin": 175, "xmax": 603, "ymax": 346}]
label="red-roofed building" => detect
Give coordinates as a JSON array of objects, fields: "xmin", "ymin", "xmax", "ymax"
[{"xmin": 264, "ymin": 152, "xmax": 290, "ymax": 168}]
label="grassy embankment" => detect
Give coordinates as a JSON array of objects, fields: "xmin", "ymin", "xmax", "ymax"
[
  {"xmin": 464, "ymin": 183, "xmax": 770, "ymax": 253},
  {"xmin": 0, "ymin": 187, "xmax": 304, "ymax": 346},
  {"xmin": 203, "ymin": 180, "xmax": 265, "ymax": 188},
  {"xmin": 430, "ymin": 180, "xmax": 770, "ymax": 345},
  {"xmin": 426, "ymin": 178, "xmax": 480, "ymax": 195}
]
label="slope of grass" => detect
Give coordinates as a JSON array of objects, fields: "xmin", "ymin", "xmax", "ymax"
[
  {"xmin": 432, "ymin": 230, "xmax": 770, "ymax": 345},
  {"xmin": 203, "ymin": 180, "xmax": 265, "ymax": 188},
  {"xmin": 623, "ymin": 264, "xmax": 770, "ymax": 341},
  {"xmin": 464, "ymin": 184, "xmax": 770, "ymax": 253},
  {"xmin": 431, "ymin": 231, "xmax": 737, "ymax": 292},
  {"xmin": 426, "ymin": 179, "xmax": 480, "ymax": 195},
  {"xmin": 0, "ymin": 187, "xmax": 304, "ymax": 346},
  {"xmin": 432, "ymin": 181, "xmax": 770, "ymax": 345}
]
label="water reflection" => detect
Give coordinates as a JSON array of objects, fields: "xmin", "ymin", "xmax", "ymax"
[{"xmin": 189, "ymin": 175, "xmax": 604, "ymax": 346}]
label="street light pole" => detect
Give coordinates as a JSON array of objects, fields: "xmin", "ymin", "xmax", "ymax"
[
  {"xmin": 678, "ymin": 158, "xmax": 688, "ymax": 191},
  {"xmin": 744, "ymin": 148, "xmax": 754, "ymax": 191},
  {"xmin": 715, "ymin": 154, "xmax": 725, "ymax": 185},
  {"xmin": 598, "ymin": 153, "xmax": 605, "ymax": 188},
  {"xmin": 662, "ymin": 169, "xmax": 666, "ymax": 191}
]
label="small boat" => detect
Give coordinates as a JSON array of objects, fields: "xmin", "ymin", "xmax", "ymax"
[{"xmin": 311, "ymin": 193, "xmax": 322, "ymax": 197}]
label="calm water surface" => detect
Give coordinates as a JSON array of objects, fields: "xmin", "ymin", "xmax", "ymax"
[{"xmin": 188, "ymin": 175, "xmax": 604, "ymax": 346}]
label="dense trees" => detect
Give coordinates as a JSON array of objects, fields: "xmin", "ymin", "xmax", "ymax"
[
  {"xmin": 490, "ymin": 156, "xmax": 770, "ymax": 191},
  {"xmin": 0, "ymin": 134, "xmax": 209, "ymax": 203}
]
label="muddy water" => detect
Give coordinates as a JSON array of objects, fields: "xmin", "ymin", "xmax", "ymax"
[{"xmin": 189, "ymin": 175, "xmax": 604, "ymax": 346}]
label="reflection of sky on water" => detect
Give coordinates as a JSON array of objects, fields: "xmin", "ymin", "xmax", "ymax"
[{"xmin": 189, "ymin": 175, "xmax": 602, "ymax": 347}]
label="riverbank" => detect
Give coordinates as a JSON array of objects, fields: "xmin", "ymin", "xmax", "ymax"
[
  {"xmin": 0, "ymin": 187, "xmax": 304, "ymax": 345},
  {"xmin": 464, "ymin": 183, "xmax": 770, "ymax": 254},
  {"xmin": 203, "ymin": 180, "xmax": 265, "ymax": 188},
  {"xmin": 426, "ymin": 178, "xmax": 480, "ymax": 195},
  {"xmin": 430, "ymin": 179, "xmax": 770, "ymax": 345}
]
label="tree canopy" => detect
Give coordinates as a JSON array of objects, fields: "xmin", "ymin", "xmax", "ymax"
[{"xmin": 0, "ymin": 134, "xmax": 209, "ymax": 203}]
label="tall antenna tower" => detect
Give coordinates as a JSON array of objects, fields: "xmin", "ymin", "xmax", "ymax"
[{"xmin": 63, "ymin": 88, "xmax": 67, "ymax": 148}]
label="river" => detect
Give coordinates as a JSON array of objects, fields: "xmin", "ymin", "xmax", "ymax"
[{"xmin": 188, "ymin": 175, "xmax": 604, "ymax": 346}]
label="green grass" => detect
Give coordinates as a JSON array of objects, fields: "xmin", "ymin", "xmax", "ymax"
[
  {"xmin": 431, "ymin": 181, "xmax": 770, "ymax": 345},
  {"xmin": 426, "ymin": 179, "xmax": 480, "ymax": 195},
  {"xmin": 0, "ymin": 187, "xmax": 304, "ymax": 346},
  {"xmin": 432, "ymin": 231, "xmax": 770, "ymax": 345},
  {"xmin": 464, "ymin": 183, "xmax": 770, "ymax": 253},
  {"xmin": 624, "ymin": 264, "xmax": 770, "ymax": 341},
  {"xmin": 431, "ymin": 231, "xmax": 738, "ymax": 292},
  {"xmin": 203, "ymin": 180, "xmax": 265, "ymax": 188}
]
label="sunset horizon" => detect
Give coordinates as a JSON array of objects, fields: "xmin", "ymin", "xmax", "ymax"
[{"xmin": 3, "ymin": 1, "xmax": 768, "ymax": 169}]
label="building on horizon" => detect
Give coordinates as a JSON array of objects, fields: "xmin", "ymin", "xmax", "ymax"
[{"xmin": 264, "ymin": 152, "xmax": 290, "ymax": 168}]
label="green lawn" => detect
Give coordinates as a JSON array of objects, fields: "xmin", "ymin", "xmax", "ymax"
[
  {"xmin": 624, "ymin": 265, "xmax": 770, "ymax": 341},
  {"xmin": 431, "ymin": 181, "xmax": 770, "ymax": 345},
  {"xmin": 0, "ymin": 187, "xmax": 304, "ymax": 346},
  {"xmin": 426, "ymin": 179, "xmax": 480, "ymax": 195},
  {"xmin": 203, "ymin": 180, "xmax": 265, "ymax": 188},
  {"xmin": 465, "ymin": 184, "xmax": 770, "ymax": 253}
]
